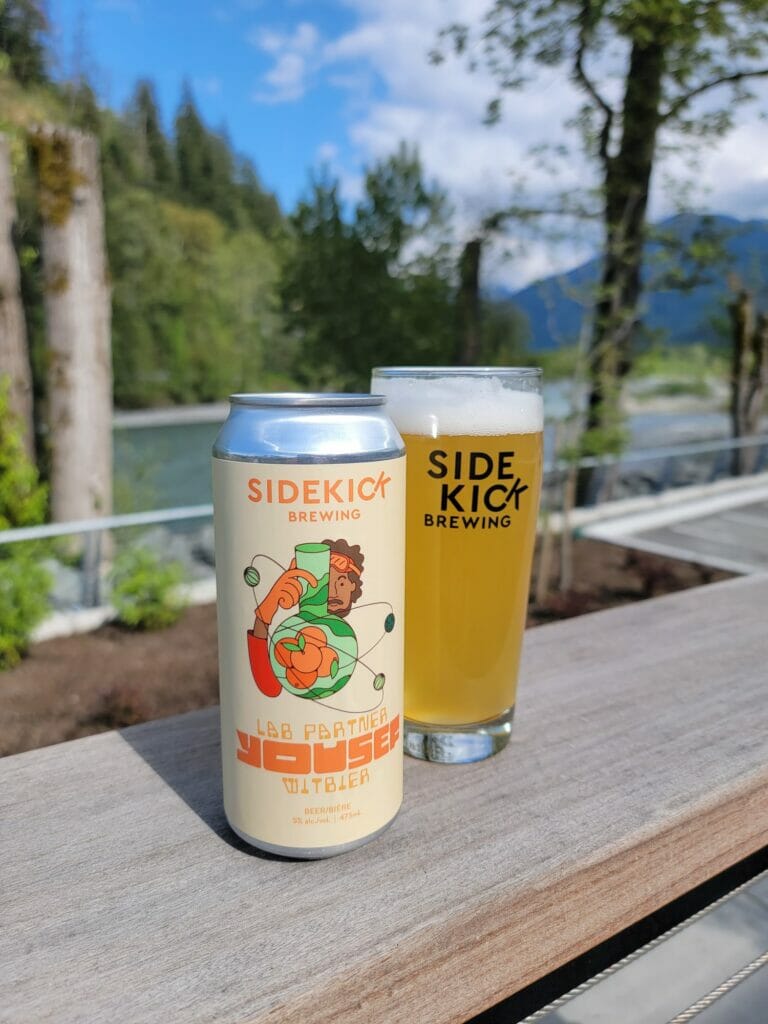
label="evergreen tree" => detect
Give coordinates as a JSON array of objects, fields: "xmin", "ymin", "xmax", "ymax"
[
  {"xmin": 282, "ymin": 152, "xmax": 456, "ymax": 390},
  {"xmin": 173, "ymin": 85, "xmax": 281, "ymax": 231},
  {"xmin": 0, "ymin": 0, "xmax": 48, "ymax": 86},
  {"xmin": 356, "ymin": 143, "xmax": 450, "ymax": 267},
  {"xmin": 132, "ymin": 80, "xmax": 176, "ymax": 189},
  {"xmin": 236, "ymin": 155, "xmax": 282, "ymax": 237},
  {"xmin": 174, "ymin": 85, "xmax": 217, "ymax": 210}
]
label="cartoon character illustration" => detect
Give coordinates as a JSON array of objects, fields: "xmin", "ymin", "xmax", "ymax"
[{"xmin": 244, "ymin": 539, "xmax": 393, "ymax": 706}]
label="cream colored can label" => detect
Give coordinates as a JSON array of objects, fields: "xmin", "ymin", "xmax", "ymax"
[{"xmin": 213, "ymin": 455, "xmax": 405, "ymax": 851}]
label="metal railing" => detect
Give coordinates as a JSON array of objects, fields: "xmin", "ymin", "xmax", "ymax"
[
  {"xmin": 0, "ymin": 505, "xmax": 212, "ymax": 608},
  {"xmin": 1, "ymin": 435, "xmax": 767, "ymax": 610},
  {"xmin": 0, "ymin": 504, "xmax": 213, "ymax": 545},
  {"xmin": 543, "ymin": 432, "xmax": 768, "ymax": 507}
]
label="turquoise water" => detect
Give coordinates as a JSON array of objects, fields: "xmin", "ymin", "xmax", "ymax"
[
  {"xmin": 113, "ymin": 392, "xmax": 731, "ymax": 513},
  {"xmin": 114, "ymin": 421, "xmax": 222, "ymax": 513}
]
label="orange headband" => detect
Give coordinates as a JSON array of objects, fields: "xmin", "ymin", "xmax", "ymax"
[{"xmin": 330, "ymin": 553, "xmax": 361, "ymax": 578}]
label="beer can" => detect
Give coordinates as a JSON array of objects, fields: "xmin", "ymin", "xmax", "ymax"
[{"xmin": 212, "ymin": 394, "xmax": 405, "ymax": 858}]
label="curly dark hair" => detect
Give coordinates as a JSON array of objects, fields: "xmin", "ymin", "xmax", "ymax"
[{"xmin": 324, "ymin": 538, "xmax": 364, "ymax": 615}]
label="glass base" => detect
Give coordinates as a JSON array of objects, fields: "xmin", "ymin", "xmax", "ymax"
[{"xmin": 403, "ymin": 707, "xmax": 515, "ymax": 764}]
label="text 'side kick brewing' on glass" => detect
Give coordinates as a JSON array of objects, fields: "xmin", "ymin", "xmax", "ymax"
[
  {"xmin": 371, "ymin": 368, "xmax": 543, "ymax": 765},
  {"xmin": 212, "ymin": 394, "xmax": 405, "ymax": 858}
]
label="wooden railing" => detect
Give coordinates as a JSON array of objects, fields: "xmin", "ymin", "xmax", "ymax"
[{"xmin": 2, "ymin": 574, "xmax": 767, "ymax": 1023}]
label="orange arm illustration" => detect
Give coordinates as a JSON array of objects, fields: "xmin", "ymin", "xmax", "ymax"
[{"xmin": 247, "ymin": 568, "xmax": 317, "ymax": 698}]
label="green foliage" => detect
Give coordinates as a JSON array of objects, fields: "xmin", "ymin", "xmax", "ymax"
[
  {"xmin": 0, "ymin": 0, "xmax": 48, "ymax": 86},
  {"xmin": 110, "ymin": 547, "xmax": 186, "ymax": 631},
  {"xmin": 356, "ymin": 142, "xmax": 451, "ymax": 264},
  {"xmin": 535, "ymin": 345, "xmax": 582, "ymax": 380},
  {"xmin": 479, "ymin": 298, "xmax": 532, "ymax": 365},
  {"xmin": 108, "ymin": 189, "xmax": 287, "ymax": 406},
  {"xmin": 105, "ymin": 87, "xmax": 286, "ymax": 405},
  {"xmin": 631, "ymin": 342, "xmax": 727, "ymax": 382},
  {"xmin": 130, "ymin": 80, "xmax": 176, "ymax": 190},
  {"xmin": 4, "ymin": 55, "xmax": 286, "ymax": 411},
  {"xmin": 281, "ymin": 151, "xmax": 457, "ymax": 390},
  {"xmin": 173, "ymin": 84, "xmax": 281, "ymax": 235},
  {"xmin": 0, "ymin": 377, "xmax": 46, "ymax": 529},
  {"xmin": 0, "ymin": 377, "xmax": 50, "ymax": 668},
  {"xmin": 627, "ymin": 341, "xmax": 725, "ymax": 399},
  {"xmin": 0, "ymin": 547, "xmax": 50, "ymax": 667},
  {"xmin": 639, "ymin": 377, "xmax": 711, "ymax": 398},
  {"xmin": 439, "ymin": 0, "xmax": 768, "ymax": 472},
  {"xmin": 450, "ymin": 1, "xmax": 768, "ymax": 147}
]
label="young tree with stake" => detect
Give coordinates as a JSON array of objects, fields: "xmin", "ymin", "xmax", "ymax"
[{"xmin": 437, "ymin": 1, "xmax": 768, "ymax": 500}]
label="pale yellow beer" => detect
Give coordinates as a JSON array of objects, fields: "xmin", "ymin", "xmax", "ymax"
[
  {"xmin": 399, "ymin": 431, "xmax": 542, "ymax": 724},
  {"xmin": 372, "ymin": 369, "xmax": 543, "ymax": 760}
]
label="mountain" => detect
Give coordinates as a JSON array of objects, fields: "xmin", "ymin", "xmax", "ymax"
[{"xmin": 508, "ymin": 214, "xmax": 768, "ymax": 350}]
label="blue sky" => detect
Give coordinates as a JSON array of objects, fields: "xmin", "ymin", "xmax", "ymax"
[
  {"xmin": 47, "ymin": 0, "xmax": 768, "ymax": 289},
  {"xmin": 49, "ymin": 0, "xmax": 371, "ymax": 210}
]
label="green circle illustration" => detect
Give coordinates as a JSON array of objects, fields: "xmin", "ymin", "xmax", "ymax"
[
  {"xmin": 270, "ymin": 613, "xmax": 358, "ymax": 700},
  {"xmin": 243, "ymin": 566, "xmax": 260, "ymax": 587},
  {"xmin": 384, "ymin": 612, "xmax": 395, "ymax": 633},
  {"xmin": 373, "ymin": 673, "xmax": 386, "ymax": 691}
]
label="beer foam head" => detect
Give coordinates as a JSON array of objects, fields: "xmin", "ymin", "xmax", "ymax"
[{"xmin": 373, "ymin": 372, "xmax": 543, "ymax": 436}]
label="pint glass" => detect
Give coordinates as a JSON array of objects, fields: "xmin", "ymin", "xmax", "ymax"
[{"xmin": 371, "ymin": 368, "xmax": 543, "ymax": 763}]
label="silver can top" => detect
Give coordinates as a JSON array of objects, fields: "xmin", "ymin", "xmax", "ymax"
[
  {"xmin": 214, "ymin": 392, "xmax": 403, "ymax": 464},
  {"xmin": 230, "ymin": 393, "xmax": 385, "ymax": 408}
]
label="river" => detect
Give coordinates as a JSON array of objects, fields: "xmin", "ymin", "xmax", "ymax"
[{"xmin": 112, "ymin": 384, "xmax": 733, "ymax": 514}]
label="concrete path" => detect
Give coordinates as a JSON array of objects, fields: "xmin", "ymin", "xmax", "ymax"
[{"xmin": 581, "ymin": 483, "xmax": 768, "ymax": 575}]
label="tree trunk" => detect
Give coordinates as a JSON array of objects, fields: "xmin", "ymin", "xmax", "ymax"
[
  {"xmin": 0, "ymin": 134, "xmax": 35, "ymax": 460},
  {"xmin": 729, "ymin": 289, "xmax": 768, "ymax": 475},
  {"xmin": 33, "ymin": 128, "xmax": 112, "ymax": 522},
  {"xmin": 457, "ymin": 237, "xmax": 482, "ymax": 365},
  {"xmin": 577, "ymin": 37, "xmax": 666, "ymax": 505}
]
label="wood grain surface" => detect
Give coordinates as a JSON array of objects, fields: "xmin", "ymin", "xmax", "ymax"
[{"xmin": 2, "ymin": 575, "xmax": 768, "ymax": 1024}]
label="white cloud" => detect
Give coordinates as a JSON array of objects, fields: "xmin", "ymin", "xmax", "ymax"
[
  {"xmin": 252, "ymin": 21, "xmax": 318, "ymax": 55},
  {"xmin": 319, "ymin": 2, "xmax": 592, "ymax": 287},
  {"xmin": 252, "ymin": 1, "xmax": 768, "ymax": 286},
  {"xmin": 316, "ymin": 142, "xmax": 339, "ymax": 163},
  {"xmin": 249, "ymin": 20, "xmax": 321, "ymax": 102},
  {"xmin": 653, "ymin": 120, "xmax": 768, "ymax": 222}
]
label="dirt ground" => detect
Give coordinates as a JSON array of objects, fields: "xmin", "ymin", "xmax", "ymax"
[{"xmin": 1, "ymin": 539, "xmax": 731, "ymax": 758}]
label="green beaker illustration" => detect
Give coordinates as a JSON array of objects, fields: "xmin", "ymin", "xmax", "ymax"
[
  {"xmin": 294, "ymin": 542, "xmax": 330, "ymax": 617},
  {"xmin": 269, "ymin": 541, "xmax": 359, "ymax": 700}
]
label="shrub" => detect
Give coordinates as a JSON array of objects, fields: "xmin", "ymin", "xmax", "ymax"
[
  {"xmin": 0, "ymin": 378, "xmax": 51, "ymax": 669},
  {"xmin": 0, "ymin": 548, "xmax": 51, "ymax": 668},
  {"xmin": 0, "ymin": 380, "xmax": 47, "ymax": 531},
  {"xmin": 110, "ymin": 546, "xmax": 186, "ymax": 630}
]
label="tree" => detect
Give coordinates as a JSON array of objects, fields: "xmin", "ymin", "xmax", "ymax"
[
  {"xmin": 281, "ymin": 148, "xmax": 456, "ymax": 390},
  {"xmin": 728, "ymin": 287, "xmax": 768, "ymax": 474},
  {"xmin": 0, "ymin": 134, "xmax": 34, "ymax": 458},
  {"xmin": 174, "ymin": 87, "xmax": 240, "ymax": 226},
  {"xmin": 174, "ymin": 85, "xmax": 214, "ymax": 207},
  {"xmin": 0, "ymin": 0, "xmax": 48, "ymax": 86},
  {"xmin": 355, "ymin": 143, "xmax": 451, "ymax": 265},
  {"xmin": 31, "ymin": 127, "xmax": 112, "ymax": 522},
  {"xmin": 439, "ymin": 1, "xmax": 768, "ymax": 495},
  {"xmin": 456, "ymin": 237, "xmax": 483, "ymax": 365},
  {"xmin": 0, "ymin": 377, "xmax": 50, "ymax": 668},
  {"xmin": 131, "ymin": 80, "xmax": 176, "ymax": 189},
  {"xmin": 107, "ymin": 187, "xmax": 284, "ymax": 406},
  {"xmin": 173, "ymin": 85, "xmax": 281, "ymax": 232},
  {"xmin": 236, "ymin": 155, "xmax": 282, "ymax": 237}
]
